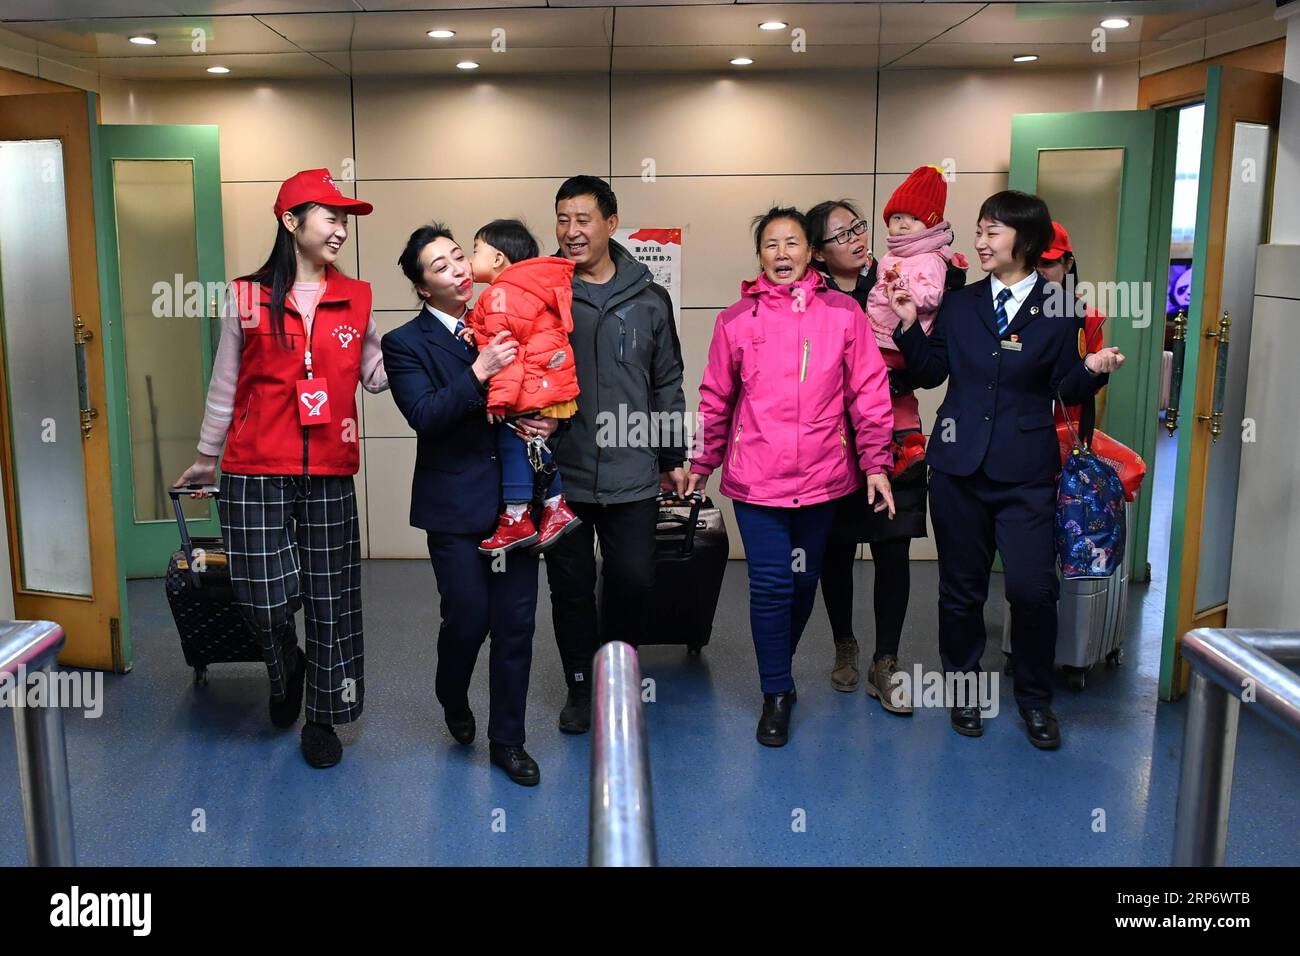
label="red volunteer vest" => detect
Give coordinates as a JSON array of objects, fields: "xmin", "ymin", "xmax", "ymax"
[{"xmin": 221, "ymin": 266, "xmax": 370, "ymax": 476}]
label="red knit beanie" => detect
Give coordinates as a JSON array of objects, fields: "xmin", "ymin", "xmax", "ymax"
[{"xmin": 883, "ymin": 165, "xmax": 947, "ymax": 228}]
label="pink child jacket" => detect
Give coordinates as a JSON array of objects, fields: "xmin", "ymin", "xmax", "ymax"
[
  {"xmin": 690, "ymin": 268, "xmax": 894, "ymax": 508},
  {"xmin": 864, "ymin": 221, "xmax": 966, "ymax": 431}
]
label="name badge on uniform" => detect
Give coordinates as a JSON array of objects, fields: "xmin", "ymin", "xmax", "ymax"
[
  {"xmin": 1000, "ymin": 338, "xmax": 1023, "ymax": 352},
  {"xmin": 296, "ymin": 377, "xmax": 332, "ymax": 425}
]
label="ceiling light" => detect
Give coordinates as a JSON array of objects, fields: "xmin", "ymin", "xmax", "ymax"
[
  {"xmin": 758, "ymin": 21, "xmax": 787, "ymax": 31},
  {"xmin": 456, "ymin": 61, "xmax": 479, "ymax": 70},
  {"xmin": 1012, "ymin": 54, "xmax": 1038, "ymax": 63},
  {"xmin": 427, "ymin": 29, "xmax": 455, "ymax": 39},
  {"xmin": 731, "ymin": 57, "xmax": 754, "ymax": 66},
  {"xmin": 128, "ymin": 34, "xmax": 157, "ymax": 46},
  {"xmin": 206, "ymin": 66, "xmax": 230, "ymax": 74},
  {"xmin": 1100, "ymin": 18, "xmax": 1130, "ymax": 29}
]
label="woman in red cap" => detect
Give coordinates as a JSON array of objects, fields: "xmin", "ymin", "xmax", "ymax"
[
  {"xmin": 174, "ymin": 168, "xmax": 386, "ymax": 769},
  {"xmin": 1037, "ymin": 221, "xmax": 1109, "ymax": 426}
]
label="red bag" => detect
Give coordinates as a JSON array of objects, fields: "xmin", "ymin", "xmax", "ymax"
[{"xmin": 1056, "ymin": 424, "xmax": 1146, "ymax": 502}]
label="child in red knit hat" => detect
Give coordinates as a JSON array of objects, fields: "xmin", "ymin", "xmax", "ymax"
[{"xmin": 866, "ymin": 164, "xmax": 969, "ymax": 474}]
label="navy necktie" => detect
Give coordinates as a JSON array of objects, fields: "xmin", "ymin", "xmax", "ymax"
[
  {"xmin": 994, "ymin": 287, "xmax": 1014, "ymax": 336},
  {"xmin": 453, "ymin": 319, "xmax": 471, "ymax": 353}
]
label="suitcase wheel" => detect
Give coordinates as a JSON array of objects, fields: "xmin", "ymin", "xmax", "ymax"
[
  {"xmin": 687, "ymin": 644, "xmax": 703, "ymax": 657},
  {"xmin": 1064, "ymin": 666, "xmax": 1086, "ymax": 692},
  {"xmin": 1105, "ymin": 648, "xmax": 1123, "ymax": 667},
  {"xmin": 193, "ymin": 665, "xmax": 209, "ymax": 688}
]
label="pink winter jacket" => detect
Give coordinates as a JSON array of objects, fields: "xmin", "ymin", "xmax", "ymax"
[{"xmin": 690, "ymin": 268, "xmax": 894, "ymax": 508}]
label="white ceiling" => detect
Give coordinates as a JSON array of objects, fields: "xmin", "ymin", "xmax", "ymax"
[{"xmin": 0, "ymin": 1, "xmax": 1283, "ymax": 78}]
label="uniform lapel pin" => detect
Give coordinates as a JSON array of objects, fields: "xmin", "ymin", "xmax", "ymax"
[{"xmin": 1029, "ymin": 305, "xmax": 1039, "ymax": 316}]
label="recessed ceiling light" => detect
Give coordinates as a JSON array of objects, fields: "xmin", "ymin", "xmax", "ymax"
[
  {"xmin": 758, "ymin": 21, "xmax": 787, "ymax": 31},
  {"xmin": 206, "ymin": 66, "xmax": 230, "ymax": 74},
  {"xmin": 456, "ymin": 61, "xmax": 479, "ymax": 70},
  {"xmin": 731, "ymin": 57, "xmax": 754, "ymax": 66},
  {"xmin": 1012, "ymin": 54, "xmax": 1038, "ymax": 63},
  {"xmin": 128, "ymin": 34, "xmax": 157, "ymax": 46},
  {"xmin": 427, "ymin": 29, "xmax": 455, "ymax": 39},
  {"xmin": 1100, "ymin": 18, "xmax": 1130, "ymax": 29}
]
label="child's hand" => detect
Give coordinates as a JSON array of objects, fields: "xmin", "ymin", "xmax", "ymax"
[
  {"xmin": 487, "ymin": 411, "xmax": 504, "ymax": 424},
  {"xmin": 886, "ymin": 279, "xmax": 917, "ymax": 327}
]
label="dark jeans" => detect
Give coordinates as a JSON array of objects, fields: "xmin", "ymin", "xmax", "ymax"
[
  {"xmin": 732, "ymin": 499, "xmax": 838, "ymax": 694},
  {"xmin": 500, "ymin": 423, "xmax": 561, "ymax": 504},
  {"xmin": 426, "ymin": 531, "xmax": 539, "ymax": 746},
  {"xmin": 819, "ymin": 534, "xmax": 912, "ymax": 660},
  {"xmin": 544, "ymin": 496, "xmax": 658, "ymax": 692},
  {"xmin": 929, "ymin": 466, "xmax": 1059, "ymax": 709}
]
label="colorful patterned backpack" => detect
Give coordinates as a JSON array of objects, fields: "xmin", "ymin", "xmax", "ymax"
[{"xmin": 1055, "ymin": 392, "xmax": 1126, "ymax": 578}]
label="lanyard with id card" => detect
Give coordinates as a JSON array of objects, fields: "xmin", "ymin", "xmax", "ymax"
[{"xmin": 293, "ymin": 287, "xmax": 331, "ymax": 426}]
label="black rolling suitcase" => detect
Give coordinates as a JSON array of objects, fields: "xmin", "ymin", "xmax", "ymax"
[
  {"xmin": 615, "ymin": 492, "xmax": 729, "ymax": 655},
  {"xmin": 165, "ymin": 485, "xmax": 263, "ymax": 686}
]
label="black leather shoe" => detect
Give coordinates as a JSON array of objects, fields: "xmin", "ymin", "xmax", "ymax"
[
  {"xmin": 445, "ymin": 706, "xmax": 475, "ymax": 745},
  {"xmin": 558, "ymin": 688, "xmax": 591, "ymax": 734},
  {"xmin": 756, "ymin": 690, "xmax": 797, "ymax": 747},
  {"xmin": 270, "ymin": 645, "xmax": 306, "ymax": 729},
  {"xmin": 490, "ymin": 743, "xmax": 540, "ymax": 787},
  {"xmin": 1019, "ymin": 707, "xmax": 1061, "ymax": 749},
  {"xmin": 950, "ymin": 705, "xmax": 984, "ymax": 737}
]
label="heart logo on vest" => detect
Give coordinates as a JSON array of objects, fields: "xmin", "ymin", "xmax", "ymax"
[
  {"xmin": 300, "ymin": 390, "xmax": 329, "ymax": 417},
  {"xmin": 332, "ymin": 325, "xmax": 358, "ymax": 349}
]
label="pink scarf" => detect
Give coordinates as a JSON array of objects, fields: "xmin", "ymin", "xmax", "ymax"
[{"xmin": 884, "ymin": 218, "xmax": 959, "ymax": 261}]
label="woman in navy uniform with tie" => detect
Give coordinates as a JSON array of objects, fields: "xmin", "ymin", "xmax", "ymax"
[{"xmin": 886, "ymin": 191, "xmax": 1123, "ymax": 749}]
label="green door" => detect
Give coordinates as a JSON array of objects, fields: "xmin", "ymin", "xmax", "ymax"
[
  {"xmin": 1155, "ymin": 67, "xmax": 1280, "ymax": 701},
  {"xmin": 1008, "ymin": 109, "xmax": 1177, "ymax": 585},
  {"xmin": 91, "ymin": 124, "xmax": 226, "ymax": 578}
]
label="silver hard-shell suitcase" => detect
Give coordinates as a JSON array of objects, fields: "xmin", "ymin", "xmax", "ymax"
[{"xmin": 1001, "ymin": 501, "xmax": 1131, "ymax": 690}]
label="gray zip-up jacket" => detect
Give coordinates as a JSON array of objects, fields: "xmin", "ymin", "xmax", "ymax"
[{"xmin": 552, "ymin": 240, "xmax": 687, "ymax": 505}]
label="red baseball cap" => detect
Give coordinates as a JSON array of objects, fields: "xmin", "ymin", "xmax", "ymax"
[
  {"xmin": 274, "ymin": 168, "xmax": 373, "ymax": 220},
  {"xmin": 1040, "ymin": 221, "xmax": 1072, "ymax": 261}
]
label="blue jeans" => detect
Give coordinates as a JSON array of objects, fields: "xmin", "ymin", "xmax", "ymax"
[
  {"xmin": 500, "ymin": 422, "xmax": 561, "ymax": 504},
  {"xmin": 732, "ymin": 499, "xmax": 839, "ymax": 694}
]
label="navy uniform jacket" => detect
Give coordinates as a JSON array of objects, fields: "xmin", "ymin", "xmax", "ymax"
[
  {"xmin": 892, "ymin": 274, "xmax": 1108, "ymax": 483},
  {"xmin": 381, "ymin": 308, "xmax": 499, "ymax": 534}
]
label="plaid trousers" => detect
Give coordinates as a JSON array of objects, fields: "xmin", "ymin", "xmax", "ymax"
[{"xmin": 219, "ymin": 473, "xmax": 364, "ymax": 724}]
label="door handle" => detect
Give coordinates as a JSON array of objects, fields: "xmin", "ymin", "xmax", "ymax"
[
  {"xmin": 1165, "ymin": 309, "xmax": 1187, "ymax": 436},
  {"xmin": 1195, "ymin": 311, "xmax": 1231, "ymax": 443},
  {"xmin": 73, "ymin": 313, "xmax": 97, "ymax": 440}
]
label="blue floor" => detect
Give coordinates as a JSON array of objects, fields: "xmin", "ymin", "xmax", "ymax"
[{"xmin": 2, "ymin": 434, "xmax": 1297, "ymax": 866}]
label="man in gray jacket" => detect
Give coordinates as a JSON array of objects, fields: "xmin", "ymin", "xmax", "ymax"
[{"xmin": 545, "ymin": 175, "xmax": 687, "ymax": 733}]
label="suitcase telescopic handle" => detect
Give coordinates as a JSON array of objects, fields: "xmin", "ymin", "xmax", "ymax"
[
  {"xmin": 657, "ymin": 490, "xmax": 704, "ymax": 556},
  {"xmin": 169, "ymin": 485, "xmax": 219, "ymax": 587}
]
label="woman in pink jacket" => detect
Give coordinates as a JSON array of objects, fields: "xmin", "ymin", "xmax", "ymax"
[{"xmin": 686, "ymin": 207, "xmax": 895, "ymax": 747}]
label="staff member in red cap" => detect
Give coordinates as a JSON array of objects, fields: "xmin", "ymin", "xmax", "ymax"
[
  {"xmin": 175, "ymin": 168, "xmax": 387, "ymax": 769},
  {"xmin": 1036, "ymin": 221, "xmax": 1109, "ymax": 426}
]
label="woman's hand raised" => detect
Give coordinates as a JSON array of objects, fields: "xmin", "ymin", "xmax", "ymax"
[
  {"xmin": 1085, "ymin": 346, "xmax": 1124, "ymax": 374},
  {"xmin": 471, "ymin": 329, "xmax": 518, "ymax": 384}
]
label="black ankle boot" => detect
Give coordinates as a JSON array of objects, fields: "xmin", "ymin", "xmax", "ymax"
[
  {"xmin": 558, "ymin": 688, "xmax": 591, "ymax": 734},
  {"xmin": 756, "ymin": 690, "xmax": 797, "ymax": 747}
]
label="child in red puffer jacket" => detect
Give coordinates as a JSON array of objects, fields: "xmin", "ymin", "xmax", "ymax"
[{"xmin": 467, "ymin": 219, "xmax": 582, "ymax": 555}]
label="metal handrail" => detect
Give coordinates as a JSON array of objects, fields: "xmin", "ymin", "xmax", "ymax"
[
  {"xmin": 1, "ymin": 620, "xmax": 76, "ymax": 866},
  {"xmin": 588, "ymin": 641, "xmax": 656, "ymax": 866},
  {"xmin": 1172, "ymin": 628, "xmax": 1300, "ymax": 866}
]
